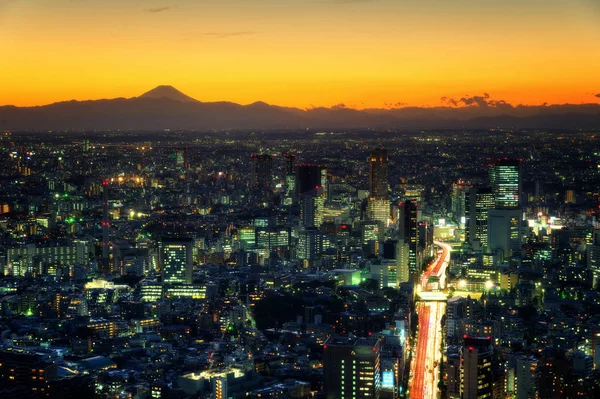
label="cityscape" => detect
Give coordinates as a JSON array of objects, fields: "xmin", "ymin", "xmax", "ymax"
[
  {"xmin": 1, "ymin": 1, "xmax": 600, "ymax": 398},
  {"xmin": 0, "ymin": 127, "xmax": 600, "ymax": 398}
]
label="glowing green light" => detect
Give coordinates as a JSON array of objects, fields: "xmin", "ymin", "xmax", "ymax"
[{"xmin": 26, "ymin": 308, "xmax": 33, "ymax": 316}]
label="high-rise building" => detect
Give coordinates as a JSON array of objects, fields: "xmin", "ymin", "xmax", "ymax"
[
  {"xmin": 284, "ymin": 153, "xmax": 296, "ymax": 200},
  {"xmin": 366, "ymin": 198, "xmax": 390, "ymax": 227},
  {"xmin": 465, "ymin": 187, "xmax": 495, "ymax": 249},
  {"xmin": 296, "ymin": 228, "xmax": 328, "ymax": 262},
  {"xmin": 296, "ymin": 164, "xmax": 326, "ymax": 196},
  {"xmin": 369, "ymin": 148, "xmax": 389, "ymax": 200},
  {"xmin": 160, "ymin": 238, "xmax": 193, "ymax": 285},
  {"xmin": 587, "ymin": 230, "xmax": 600, "ymax": 289},
  {"xmin": 451, "ymin": 180, "xmax": 471, "ymax": 226},
  {"xmin": 488, "ymin": 208, "xmax": 522, "ymax": 259},
  {"xmin": 398, "ymin": 201, "xmax": 419, "ymax": 283},
  {"xmin": 300, "ymin": 190, "xmax": 325, "ymax": 228},
  {"xmin": 323, "ymin": 336, "xmax": 382, "ymax": 399},
  {"xmin": 489, "ymin": 158, "xmax": 521, "ymax": 209},
  {"xmin": 252, "ymin": 154, "xmax": 273, "ymax": 202},
  {"xmin": 460, "ymin": 336, "xmax": 493, "ymax": 399}
]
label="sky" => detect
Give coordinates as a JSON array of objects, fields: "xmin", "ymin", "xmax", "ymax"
[{"xmin": 1, "ymin": 0, "xmax": 600, "ymax": 109}]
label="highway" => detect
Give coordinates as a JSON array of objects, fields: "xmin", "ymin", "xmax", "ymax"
[{"xmin": 409, "ymin": 241, "xmax": 451, "ymax": 399}]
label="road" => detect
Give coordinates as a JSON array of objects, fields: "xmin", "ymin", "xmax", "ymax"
[{"xmin": 409, "ymin": 242, "xmax": 451, "ymax": 399}]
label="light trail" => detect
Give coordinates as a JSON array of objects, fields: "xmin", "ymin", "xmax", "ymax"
[{"xmin": 409, "ymin": 242, "xmax": 451, "ymax": 399}]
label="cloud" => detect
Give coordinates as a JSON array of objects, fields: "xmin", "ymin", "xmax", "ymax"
[
  {"xmin": 199, "ymin": 31, "xmax": 257, "ymax": 38},
  {"xmin": 146, "ymin": 6, "xmax": 174, "ymax": 13},
  {"xmin": 331, "ymin": 103, "xmax": 346, "ymax": 110},
  {"xmin": 595, "ymin": 93, "xmax": 600, "ymax": 98},
  {"xmin": 384, "ymin": 101, "xmax": 406, "ymax": 108},
  {"xmin": 441, "ymin": 93, "xmax": 513, "ymax": 109}
]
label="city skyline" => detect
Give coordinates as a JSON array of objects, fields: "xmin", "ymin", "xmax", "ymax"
[{"xmin": 1, "ymin": 0, "xmax": 600, "ymax": 108}]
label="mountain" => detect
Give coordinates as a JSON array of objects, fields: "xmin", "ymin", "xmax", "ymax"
[
  {"xmin": 0, "ymin": 86, "xmax": 599, "ymax": 130},
  {"xmin": 138, "ymin": 85, "xmax": 199, "ymax": 103}
]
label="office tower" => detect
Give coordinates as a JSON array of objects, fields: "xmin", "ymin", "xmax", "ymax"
[
  {"xmin": 460, "ymin": 336, "xmax": 493, "ymax": 399},
  {"xmin": 284, "ymin": 153, "xmax": 296, "ymax": 200},
  {"xmin": 366, "ymin": 197, "xmax": 390, "ymax": 227},
  {"xmin": 101, "ymin": 180, "xmax": 110, "ymax": 261},
  {"xmin": 383, "ymin": 239, "xmax": 409, "ymax": 284},
  {"xmin": 175, "ymin": 149, "xmax": 185, "ymax": 169},
  {"xmin": 297, "ymin": 228, "xmax": 327, "ymax": 262},
  {"xmin": 369, "ymin": 148, "xmax": 389, "ymax": 200},
  {"xmin": 323, "ymin": 336, "xmax": 382, "ymax": 399},
  {"xmin": 489, "ymin": 158, "xmax": 521, "ymax": 209},
  {"xmin": 366, "ymin": 149, "xmax": 390, "ymax": 227},
  {"xmin": 252, "ymin": 154, "xmax": 273, "ymax": 202},
  {"xmin": 160, "ymin": 238, "xmax": 193, "ymax": 284},
  {"xmin": 451, "ymin": 180, "xmax": 470, "ymax": 225},
  {"xmin": 465, "ymin": 187, "xmax": 495, "ymax": 249},
  {"xmin": 300, "ymin": 190, "xmax": 324, "ymax": 228},
  {"xmin": 515, "ymin": 356, "xmax": 539, "ymax": 399},
  {"xmin": 487, "ymin": 208, "xmax": 522, "ymax": 259},
  {"xmin": 296, "ymin": 164, "xmax": 326, "ymax": 196},
  {"xmin": 587, "ymin": 230, "xmax": 600, "ymax": 289},
  {"xmin": 398, "ymin": 201, "xmax": 419, "ymax": 283},
  {"xmin": 370, "ymin": 259, "xmax": 398, "ymax": 289}
]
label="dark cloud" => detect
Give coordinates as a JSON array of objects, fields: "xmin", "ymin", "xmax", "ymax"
[
  {"xmin": 331, "ymin": 103, "xmax": 346, "ymax": 110},
  {"xmin": 384, "ymin": 101, "xmax": 406, "ymax": 108},
  {"xmin": 199, "ymin": 31, "xmax": 257, "ymax": 38},
  {"xmin": 595, "ymin": 93, "xmax": 600, "ymax": 98},
  {"xmin": 442, "ymin": 93, "xmax": 513, "ymax": 109},
  {"xmin": 146, "ymin": 6, "xmax": 174, "ymax": 13}
]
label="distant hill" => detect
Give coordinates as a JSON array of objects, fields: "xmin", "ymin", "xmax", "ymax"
[{"xmin": 0, "ymin": 86, "xmax": 599, "ymax": 130}]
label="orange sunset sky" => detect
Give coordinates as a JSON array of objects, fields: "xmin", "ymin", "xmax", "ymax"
[{"xmin": 1, "ymin": 0, "xmax": 599, "ymax": 109}]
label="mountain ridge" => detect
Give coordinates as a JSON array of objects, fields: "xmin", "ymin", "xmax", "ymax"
[{"xmin": 0, "ymin": 86, "xmax": 599, "ymax": 130}]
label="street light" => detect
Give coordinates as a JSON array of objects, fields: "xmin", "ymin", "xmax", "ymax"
[{"xmin": 485, "ymin": 280, "xmax": 494, "ymax": 290}]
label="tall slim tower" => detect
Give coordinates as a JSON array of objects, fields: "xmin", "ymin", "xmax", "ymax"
[
  {"xmin": 399, "ymin": 200, "xmax": 419, "ymax": 283},
  {"xmin": 252, "ymin": 154, "xmax": 273, "ymax": 202},
  {"xmin": 489, "ymin": 158, "xmax": 521, "ymax": 209},
  {"xmin": 465, "ymin": 187, "xmax": 495, "ymax": 249},
  {"xmin": 101, "ymin": 180, "xmax": 110, "ymax": 260},
  {"xmin": 284, "ymin": 153, "xmax": 296, "ymax": 200},
  {"xmin": 369, "ymin": 148, "xmax": 389, "ymax": 200}
]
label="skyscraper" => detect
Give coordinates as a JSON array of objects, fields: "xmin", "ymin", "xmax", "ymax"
[
  {"xmin": 489, "ymin": 158, "xmax": 521, "ymax": 209},
  {"xmin": 465, "ymin": 187, "xmax": 495, "ymax": 249},
  {"xmin": 252, "ymin": 154, "xmax": 273, "ymax": 202},
  {"xmin": 398, "ymin": 201, "xmax": 419, "ymax": 283},
  {"xmin": 323, "ymin": 336, "xmax": 382, "ymax": 399},
  {"xmin": 160, "ymin": 238, "xmax": 193, "ymax": 285},
  {"xmin": 588, "ymin": 230, "xmax": 600, "ymax": 289},
  {"xmin": 300, "ymin": 190, "xmax": 325, "ymax": 228},
  {"xmin": 296, "ymin": 164, "xmax": 326, "ymax": 196},
  {"xmin": 488, "ymin": 208, "xmax": 522, "ymax": 259},
  {"xmin": 284, "ymin": 153, "xmax": 296, "ymax": 200},
  {"xmin": 369, "ymin": 148, "xmax": 389, "ymax": 200},
  {"xmin": 460, "ymin": 336, "xmax": 493, "ymax": 399}
]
